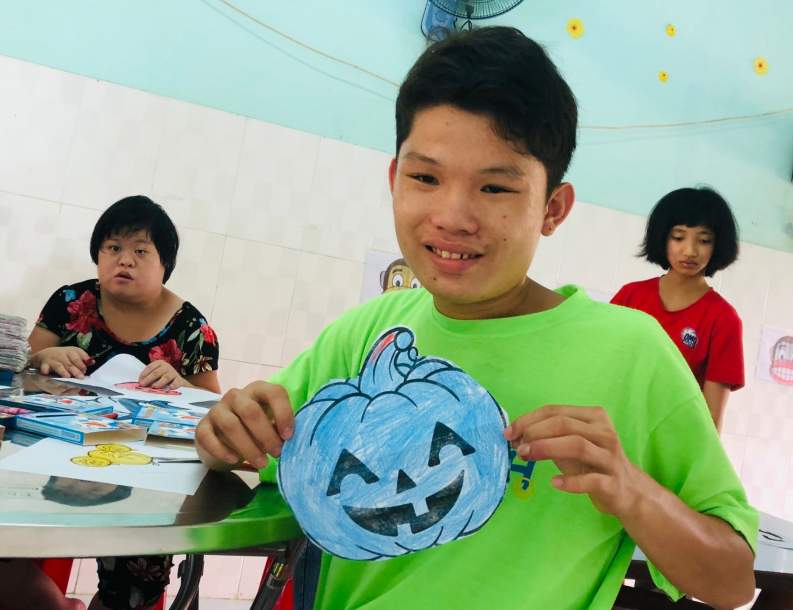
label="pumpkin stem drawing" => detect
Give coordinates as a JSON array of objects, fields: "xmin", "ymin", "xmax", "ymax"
[{"xmin": 278, "ymin": 327, "xmax": 510, "ymax": 560}]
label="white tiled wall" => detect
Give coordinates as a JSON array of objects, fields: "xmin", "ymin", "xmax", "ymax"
[{"xmin": 4, "ymin": 54, "xmax": 793, "ymax": 601}]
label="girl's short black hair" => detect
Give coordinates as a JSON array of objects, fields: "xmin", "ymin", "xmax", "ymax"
[
  {"xmin": 89, "ymin": 195, "xmax": 179, "ymax": 283},
  {"xmin": 640, "ymin": 187, "xmax": 739, "ymax": 277}
]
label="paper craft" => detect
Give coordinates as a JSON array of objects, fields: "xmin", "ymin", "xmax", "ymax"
[
  {"xmin": 278, "ymin": 327, "xmax": 510, "ymax": 560},
  {"xmin": 0, "ymin": 438, "xmax": 207, "ymax": 495},
  {"xmin": 56, "ymin": 354, "xmax": 221, "ymax": 407},
  {"xmin": 60, "ymin": 353, "xmax": 146, "ymax": 387},
  {"xmin": 756, "ymin": 326, "xmax": 793, "ymax": 387}
]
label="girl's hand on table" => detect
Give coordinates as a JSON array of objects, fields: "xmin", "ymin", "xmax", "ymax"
[
  {"xmin": 138, "ymin": 360, "xmax": 187, "ymax": 389},
  {"xmin": 30, "ymin": 346, "xmax": 92, "ymax": 379}
]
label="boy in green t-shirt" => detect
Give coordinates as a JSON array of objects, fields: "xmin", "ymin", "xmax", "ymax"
[{"xmin": 196, "ymin": 27, "xmax": 756, "ymax": 609}]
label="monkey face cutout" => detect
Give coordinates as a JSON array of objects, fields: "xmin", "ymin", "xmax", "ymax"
[{"xmin": 380, "ymin": 258, "xmax": 421, "ymax": 293}]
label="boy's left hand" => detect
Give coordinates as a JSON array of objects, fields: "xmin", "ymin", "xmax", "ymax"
[
  {"xmin": 505, "ymin": 405, "xmax": 644, "ymax": 518},
  {"xmin": 139, "ymin": 360, "xmax": 186, "ymax": 389}
]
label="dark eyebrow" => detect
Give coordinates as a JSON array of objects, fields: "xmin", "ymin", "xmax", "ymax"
[
  {"xmin": 402, "ymin": 152, "xmax": 524, "ymax": 179},
  {"xmin": 479, "ymin": 165, "xmax": 525, "ymax": 179},
  {"xmin": 402, "ymin": 151, "xmax": 439, "ymax": 165}
]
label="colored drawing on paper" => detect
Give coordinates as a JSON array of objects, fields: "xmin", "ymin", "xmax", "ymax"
[
  {"xmin": 278, "ymin": 327, "xmax": 509, "ymax": 560},
  {"xmin": 770, "ymin": 336, "xmax": 793, "ymax": 385},
  {"xmin": 71, "ymin": 443, "xmax": 152, "ymax": 467},
  {"xmin": 114, "ymin": 382, "xmax": 181, "ymax": 395},
  {"xmin": 756, "ymin": 327, "xmax": 793, "ymax": 388},
  {"xmin": 379, "ymin": 258, "xmax": 421, "ymax": 293}
]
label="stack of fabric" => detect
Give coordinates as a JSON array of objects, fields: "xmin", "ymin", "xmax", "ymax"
[{"xmin": 0, "ymin": 314, "xmax": 29, "ymax": 374}]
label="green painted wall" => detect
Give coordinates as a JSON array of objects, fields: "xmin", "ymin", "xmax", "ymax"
[{"xmin": 2, "ymin": 1, "xmax": 791, "ymax": 249}]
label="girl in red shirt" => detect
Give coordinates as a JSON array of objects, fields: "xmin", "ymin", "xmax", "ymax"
[{"xmin": 611, "ymin": 187, "xmax": 743, "ymax": 431}]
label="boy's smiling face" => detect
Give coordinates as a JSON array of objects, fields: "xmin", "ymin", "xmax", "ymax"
[{"xmin": 390, "ymin": 104, "xmax": 573, "ymax": 319}]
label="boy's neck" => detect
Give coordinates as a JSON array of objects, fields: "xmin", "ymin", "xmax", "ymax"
[{"xmin": 433, "ymin": 277, "xmax": 564, "ymax": 320}]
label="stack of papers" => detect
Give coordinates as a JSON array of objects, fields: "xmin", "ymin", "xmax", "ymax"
[{"xmin": 0, "ymin": 314, "xmax": 29, "ymax": 372}]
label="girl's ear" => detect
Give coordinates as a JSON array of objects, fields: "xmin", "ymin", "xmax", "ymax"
[{"xmin": 542, "ymin": 182, "xmax": 575, "ymax": 236}]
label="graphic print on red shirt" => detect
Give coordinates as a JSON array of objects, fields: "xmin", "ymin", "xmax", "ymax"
[{"xmin": 611, "ymin": 277, "xmax": 744, "ymax": 390}]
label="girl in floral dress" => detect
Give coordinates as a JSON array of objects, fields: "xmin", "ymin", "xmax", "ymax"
[{"xmin": 26, "ymin": 195, "xmax": 219, "ymax": 610}]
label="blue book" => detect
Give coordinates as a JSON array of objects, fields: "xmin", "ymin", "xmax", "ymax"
[
  {"xmin": 146, "ymin": 420, "xmax": 196, "ymax": 440},
  {"xmin": 15, "ymin": 412, "xmax": 147, "ymax": 445},
  {"xmin": 0, "ymin": 394, "xmax": 115, "ymax": 416},
  {"xmin": 126, "ymin": 403, "xmax": 206, "ymax": 428}
]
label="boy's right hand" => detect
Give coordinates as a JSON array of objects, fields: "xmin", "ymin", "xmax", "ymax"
[
  {"xmin": 195, "ymin": 381, "xmax": 294, "ymax": 470},
  {"xmin": 31, "ymin": 346, "xmax": 92, "ymax": 378}
]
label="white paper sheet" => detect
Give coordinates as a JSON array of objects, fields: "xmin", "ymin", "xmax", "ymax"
[
  {"xmin": 0, "ymin": 438, "xmax": 207, "ymax": 495},
  {"xmin": 56, "ymin": 354, "xmax": 221, "ymax": 407}
]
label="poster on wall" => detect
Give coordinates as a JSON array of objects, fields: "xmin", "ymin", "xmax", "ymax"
[
  {"xmin": 756, "ymin": 326, "xmax": 793, "ymax": 386},
  {"xmin": 360, "ymin": 249, "xmax": 422, "ymax": 303}
]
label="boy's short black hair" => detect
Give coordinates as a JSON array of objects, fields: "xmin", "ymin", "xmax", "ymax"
[
  {"xmin": 640, "ymin": 187, "xmax": 739, "ymax": 276},
  {"xmin": 395, "ymin": 26, "xmax": 578, "ymax": 194},
  {"xmin": 90, "ymin": 195, "xmax": 180, "ymax": 283}
]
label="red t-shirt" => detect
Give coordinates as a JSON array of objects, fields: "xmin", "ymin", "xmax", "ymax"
[{"xmin": 611, "ymin": 277, "xmax": 744, "ymax": 390}]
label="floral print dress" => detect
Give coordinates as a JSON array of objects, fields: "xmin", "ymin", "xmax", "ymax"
[
  {"xmin": 36, "ymin": 279, "xmax": 219, "ymax": 377},
  {"xmin": 36, "ymin": 279, "xmax": 219, "ymax": 609}
]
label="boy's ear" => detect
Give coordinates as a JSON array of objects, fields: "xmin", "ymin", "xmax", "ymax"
[
  {"xmin": 542, "ymin": 182, "xmax": 575, "ymax": 236},
  {"xmin": 388, "ymin": 158, "xmax": 398, "ymax": 195}
]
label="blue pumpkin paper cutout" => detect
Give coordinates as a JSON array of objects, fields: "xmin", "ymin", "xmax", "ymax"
[{"xmin": 278, "ymin": 327, "xmax": 510, "ymax": 560}]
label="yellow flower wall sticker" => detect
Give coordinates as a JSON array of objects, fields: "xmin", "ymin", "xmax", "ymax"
[
  {"xmin": 754, "ymin": 57, "xmax": 769, "ymax": 75},
  {"xmin": 567, "ymin": 18, "xmax": 584, "ymax": 39},
  {"xmin": 658, "ymin": 70, "xmax": 669, "ymax": 83},
  {"xmin": 666, "ymin": 24, "xmax": 676, "ymax": 37}
]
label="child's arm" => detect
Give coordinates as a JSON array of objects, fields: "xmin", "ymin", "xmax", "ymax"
[
  {"xmin": 505, "ymin": 405, "xmax": 755, "ymax": 610},
  {"xmin": 195, "ymin": 381, "xmax": 295, "ymax": 471},
  {"xmin": 702, "ymin": 380, "xmax": 729, "ymax": 431}
]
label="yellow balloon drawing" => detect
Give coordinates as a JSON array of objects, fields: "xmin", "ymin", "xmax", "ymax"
[
  {"xmin": 73, "ymin": 444, "xmax": 153, "ymax": 467},
  {"xmin": 108, "ymin": 452, "xmax": 152, "ymax": 465},
  {"xmin": 95, "ymin": 444, "xmax": 132, "ymax": 453},
  {"xmin": 71, "ymin": 455, "xmax": 112, "ymax": 468}
]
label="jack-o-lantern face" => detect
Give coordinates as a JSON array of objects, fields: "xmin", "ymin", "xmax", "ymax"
[{"xmin": 278, "ymin": 327, "xmax": 509, "ymax": 560}]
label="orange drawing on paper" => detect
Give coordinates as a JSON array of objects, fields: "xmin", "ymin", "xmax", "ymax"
[{"xmin": 114, "ymin": 382, "xmax": 180, "ymax": 395}]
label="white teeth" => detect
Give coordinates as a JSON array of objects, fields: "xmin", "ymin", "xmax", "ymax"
[{"xmin": 432, "ymin": 247, "xmax": 475, "ymax": 260}]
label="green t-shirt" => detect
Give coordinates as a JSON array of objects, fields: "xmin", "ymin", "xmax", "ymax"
[{"xmin": 269, "ymin": 286, "xmax": 757, "ymax": 610}]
